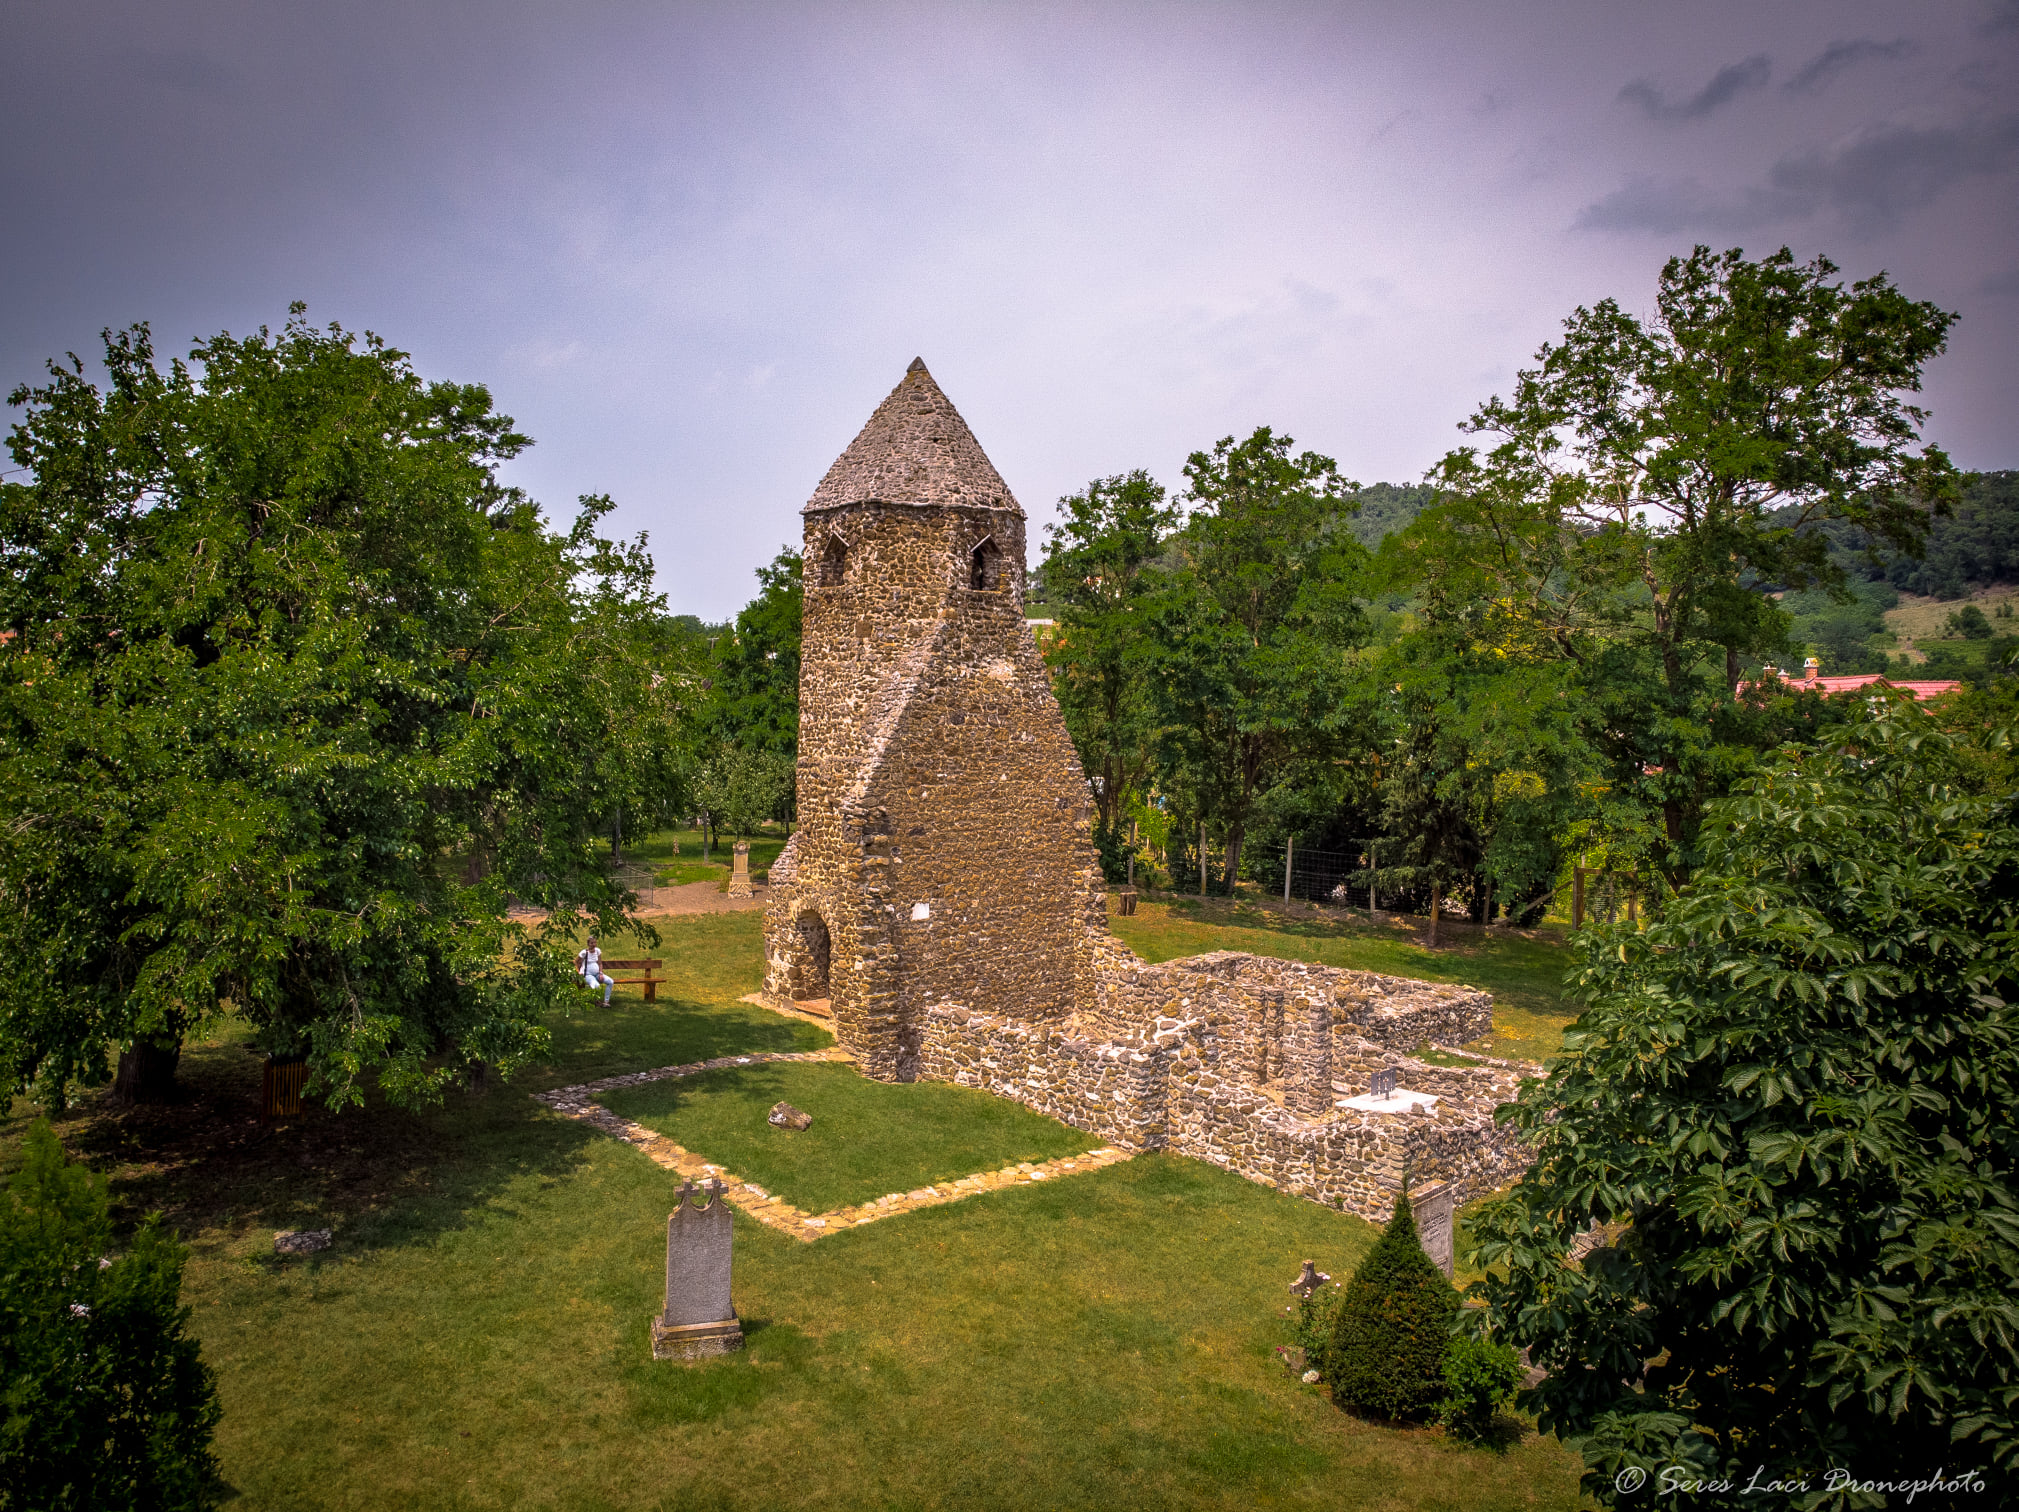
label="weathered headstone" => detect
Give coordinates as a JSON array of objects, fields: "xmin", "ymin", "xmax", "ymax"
[
  {"xmin": 1411, "ymin": 1179, "xmax": 1455, "ymax": 1278},
  {"xmin": 767, "ymin": 1100, "xmax": 812, "ymax": 1131},
  {"xmin": 728, "ymin": 841, "xmax": 753, "ymax": 898},
  {"xmin": 650, "ymin": 1179, "xmax": 744, "ymax": 1361},
  {"xmin": 1369, "ymin": 1066, "xmax": 1399, "ymax": 1100}
]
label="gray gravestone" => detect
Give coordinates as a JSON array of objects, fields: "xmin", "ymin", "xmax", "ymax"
[
  {"xmin": 651, "ymin": 1179, "xmax": 744, "ymax": 1361},
  {"xmin": 728, "ymin": 841, "xmax": 754, "ymax": 898},
  {"xmin": 1369, "ymin": 1066, "xmax": 1399, "ymax": 1100},
  {"xmin": 1411, "ymin": 1180, "xmax": 1455, "ymax": 1278}
]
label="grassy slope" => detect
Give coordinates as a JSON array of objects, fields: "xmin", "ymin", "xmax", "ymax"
[
  {"xmin": 4, "ymin": 912, "xmax": 1586, "ymax": 1511},
  {"xmin": 1112, "ymin": 897, "xmax": 1577, "ymax": 1065}
]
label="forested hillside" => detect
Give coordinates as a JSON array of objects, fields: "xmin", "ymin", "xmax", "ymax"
[{"xmin": 1792, "ymin": 469, "xmax": 2019, "ymax": 598}]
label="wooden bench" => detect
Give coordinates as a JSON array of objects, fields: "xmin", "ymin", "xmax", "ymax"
[{"xmin": 602, "ymin": 958, "xmax": 664, "ymax": 1002}]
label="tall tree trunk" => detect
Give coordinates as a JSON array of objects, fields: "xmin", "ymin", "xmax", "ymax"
[
  {"xmin": 613, "ymin": 806, "xmax": 623, "ymax": 865},
  {"xmin": 112, "ymin": 1036, "xmax": 182, "ymax": 1104},
  {"xmin": 1428, "ymin": 866, "xmax": 1441, "ymax": 948}
]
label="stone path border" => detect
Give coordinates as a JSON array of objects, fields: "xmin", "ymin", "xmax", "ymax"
[{"xmin": 534, "ymin": 1050, "xmax": 1134, "ymax": 1243}]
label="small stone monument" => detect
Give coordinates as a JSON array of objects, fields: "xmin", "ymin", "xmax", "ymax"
[
  {"xmin": 728, "ymin": 841, "xmax": 754, "ymax": 898},
  {"xmin": 1411, "ymin": 1179, "xmax": 1455, "ymax": 1278},
  {"xmin": 767, "ymin": 1100, "xmax": 812, "ymax": 1131},
  {"xmin": 650, "ymin": 1179, "xmax": 744, "ymax": 1361}
]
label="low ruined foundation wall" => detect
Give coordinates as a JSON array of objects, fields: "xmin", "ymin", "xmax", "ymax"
[
  {"xmin": 918, "ymin": 952, "xmax": 1535, "ymax": 1222},
  {"xmin": 919, "ymin": 1006, "xmax": 1176, "ymax": 1150}
]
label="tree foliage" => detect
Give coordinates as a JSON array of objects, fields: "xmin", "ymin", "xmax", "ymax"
[
  {"xmin": 1470, "ymin": 701, "xmax": 2018, "ymax": 1503},
  {"xmin": 1149, "ymin": 428, "xmax": 1369, "ymax": 886},
  {"xmin": 1, "ymin": 1121, "xmax": 223, "ymax": 1511},
  {"xmin": 0, "ymin": 311, "xmax": 678, "ymax": 1111},
  {"xmin": 1404, "ymin": 245, "xmax": 1960, "ymax": 881},
  {"xmin": 700, "ymin": 547, "xmax": 802, "ymax": 757},
  {"xmin": 1039, "ymin": 471, "xmax": 1179, "ymax": 841}
]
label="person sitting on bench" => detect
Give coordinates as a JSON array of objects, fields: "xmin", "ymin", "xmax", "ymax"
[{"xmin": 576, "ymin": 936, "xmax": 615, "ymax": 1006}]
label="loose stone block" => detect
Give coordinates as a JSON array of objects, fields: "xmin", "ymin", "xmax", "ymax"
[
  {"xmin": 767, "ymin": 1100, "xmax": 813, "ymax": 1130},
  {"xmin": 651, "ymin": 1179, "xmax": 744, "ymax": 1361}
]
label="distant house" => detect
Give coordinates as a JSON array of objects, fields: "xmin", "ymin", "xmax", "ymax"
[{"xmin": 1751, "ymin": 656, "xmax": 1960, "ymax": 702}]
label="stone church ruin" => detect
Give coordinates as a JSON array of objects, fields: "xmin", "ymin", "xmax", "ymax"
[{"xmin": 762, "ymin": 360, "xmax": 1529, "ymax": 1218}]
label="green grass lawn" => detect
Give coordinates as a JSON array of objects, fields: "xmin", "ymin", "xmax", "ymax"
[
  {"xmin": 608, "ymin": 826, "xmax": 793, "ymax": 888},
  {"xmin": 601, "ymin": 1060, "xmax": 1098, "ymax": 1212},
  {"xmin": 4, "ymin": 910, "xmax": 1587, "ymax": 1510},
  {"xmin": 1113, "ymin": 896, "xmax": 1578, "ymax": 1064}
]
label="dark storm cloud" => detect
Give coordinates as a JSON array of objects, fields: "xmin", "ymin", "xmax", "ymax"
[
  {"xmin": 1783, "ymin": 37, "xmax": 1915, "ymax": 94},
  {"xmin": 1618, "ymin": 55, "xmax": 1771, "ymax": 121},
  {"xmin": 1577, "ymin": 113, "xmax": 2019, "ymax": 236}
]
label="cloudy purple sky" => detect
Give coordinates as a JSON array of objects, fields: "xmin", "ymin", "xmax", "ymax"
[{"xmin": 5, "ymin": 1, "xmax": 2015, "ymax": 620}]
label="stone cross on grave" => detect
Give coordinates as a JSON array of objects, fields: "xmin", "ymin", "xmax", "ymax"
[{"xmin": 650, "ymin": 1178, "xmax": 745, "ymax": 1361}]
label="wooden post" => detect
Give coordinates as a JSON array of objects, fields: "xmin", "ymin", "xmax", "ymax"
[
  {"xmin": 1283, "ymin": 837, "xmax": 1293, "ymax": 902},
  {"xmin": 1199, "ymin": 821, "xmax": 1207, "ymax": 898},
  {"xmin": 1573, "ymin": 864, "xmax": 1586, "ymax": 930}
]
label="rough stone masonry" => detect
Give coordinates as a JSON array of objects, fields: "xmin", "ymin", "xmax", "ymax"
[{"xmin": 763, "ymin": 360, "xmax": 1531, "ymax": 1219}]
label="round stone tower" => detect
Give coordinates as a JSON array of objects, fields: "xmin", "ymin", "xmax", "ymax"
[{"xmin": 762, "ymin": 360, "xmax": 1104, "ymax": 1080}]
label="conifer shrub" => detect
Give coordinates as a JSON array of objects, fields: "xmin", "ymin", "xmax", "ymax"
[
  {"xmin": 1326, "ymin": 1190, "xmax": 1458, "ymax": 1420},
  {"xmin": 0, "ymin": 1121, "xmax": 223, "ymax": 1510}
]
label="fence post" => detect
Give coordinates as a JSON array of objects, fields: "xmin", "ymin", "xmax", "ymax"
[
  {"xmin": 1283, "ymin": 837, "xmax": 1293, "ymax": 903},
  {"xmin": 1199, "ymin": 821, "xmax": 1207, "ymax": 898}
]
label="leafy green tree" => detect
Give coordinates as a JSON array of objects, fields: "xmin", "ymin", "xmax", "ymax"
[
  {"xmin": 1948, "ymin": 604, "xmax": 1994, "ymax": 641},
  {"xmin": 1, "ymin": 1121, "xmax": 223, "ymax": 1510},
  {"xmin": 1469, "ymin": 700, "xmax": 2018, "ymax": 1503},
  {"xmin": 1327, "ymin": 1191, "xmax": 1459, "ymax": 1420},
  {"xmin": 1038, "ymin": 471, "xmax": 1179, "ymax": 846},
  {"xmin": 691, "ymin": 742, "xmax": 795, "ymax": 841},
  {"xmin": 0, "ymin": 311, "xmax": 676, "ymax": 1111},
  {"xmin": 1150, "ymin": 429, "xmax": 1369, "ymax": 887},
  {"xmin": 1409, "ymin": 245, "xmax": 1960, "ymax": 882},
  {"xmin": 700, "ymin": 548, "xmax": 803, "ymax": 756}
]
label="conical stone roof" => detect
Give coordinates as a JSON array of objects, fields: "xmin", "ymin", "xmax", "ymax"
[{"xmin": 804, "ymin": 359, "xmax": 1022, "ymax": 516}]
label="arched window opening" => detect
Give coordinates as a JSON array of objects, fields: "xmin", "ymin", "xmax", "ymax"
[
  {"xmin": 969, "ymin": 537, "xmax": 1001, "ymax": 592},
  {"xmin": 820, "ymin": 535, "xmax": 848, "ymax": 588}
]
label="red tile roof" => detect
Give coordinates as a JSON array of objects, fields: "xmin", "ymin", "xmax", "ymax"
[{"xmin": 1749, "ymin": 669, "xmax": 1960, "ymax": 700}]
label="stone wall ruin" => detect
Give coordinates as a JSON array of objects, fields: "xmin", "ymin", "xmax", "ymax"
[{"xmin": 762, "ymin": 359, "xmax": 1532, "ymax": 1218}]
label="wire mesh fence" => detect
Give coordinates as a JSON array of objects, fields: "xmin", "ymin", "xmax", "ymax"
[{"xmin": 1138, "ymin": 837, "xmax": 1570, "ymax": 924}]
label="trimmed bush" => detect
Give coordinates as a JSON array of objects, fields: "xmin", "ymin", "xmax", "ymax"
[
  {"xmin": 1327, "ymin": 1190, "xmax": 1458, "ymax": 1420},
  {"xmin": 1437, "ymin": 1334, "xmax": 1524, "ymax": 1440},
  {"xmin": 0, "ymin": 1121, "xmax": 223, "ymax": 1511}
]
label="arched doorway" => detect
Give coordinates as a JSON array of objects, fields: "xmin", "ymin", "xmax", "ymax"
[{"xmin": 794, "ymin": 910, "xmax": 831, "ymax": 1001}]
